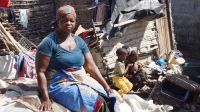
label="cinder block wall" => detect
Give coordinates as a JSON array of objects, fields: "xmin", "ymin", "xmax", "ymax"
[
  {"xmin": 10, "ymin": 0, "xmax": 94, "ymax": 45},
  {"xmin": 171, "ymin": 0, "xmax": 200, "ymax": 58},
  {"xmin": 10, "ymin": 0, "xmax": 55, "ymax": 44}
]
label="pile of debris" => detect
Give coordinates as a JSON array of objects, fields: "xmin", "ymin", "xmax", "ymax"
[
  {"xmin": 0, "ymin": 22, "xmax": 24, "ymax": 54},
  {"xmin": 135, "ymin": 50, "xmax": 200, "ymax": 112},
  {"xmin": 0, "ymin": 17, "xmax": 36, "ymax": 54}
]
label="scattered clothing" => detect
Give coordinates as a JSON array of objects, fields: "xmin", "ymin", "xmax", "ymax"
[
  {"xmin": 15, "ymin": 52, "xmax": 36, "ymax": 78},
  {"xmin": 79, "ymin": 28, "xmax": 94, "ymax": 45},
  {"xmin": 0, "ymin": 54, "xmax": 16, "ymax": 79},
  {"xmin": 22, "ymin": 54, "xmax": 36, "ymax": 78},
  {"xmin": 15, "ymin": 52, "xmax": 25, "ymax": 77},
  {"xmin": 19, "ymin": 9, "xmax": 30, "ymax": 28},
  {"xmin": 148, "ymin": 61, "xmax": 167, "ymax": 75}
]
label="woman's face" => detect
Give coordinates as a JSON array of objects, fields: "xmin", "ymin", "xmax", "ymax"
[{"xmin": 57, "ymin": 14, "xmax": 76, "ymax": 33}]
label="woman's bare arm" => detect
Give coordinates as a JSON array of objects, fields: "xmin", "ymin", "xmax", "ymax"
[
  {"xmin": 35, "ymin": 53, "xmax": 52, "ymax": 111},
  {"xmin": 83, "ymin": 52, "xmax": 111, "ymax": 92}
]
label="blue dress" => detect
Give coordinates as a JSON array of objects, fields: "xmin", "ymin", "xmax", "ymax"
[
  {"xmin": 37, "ymin": 32, "xmax": 107, "ymax": 112},
  {"xmin": 37, "ymin": 32, "xmax": 89, "ymax": 70}
]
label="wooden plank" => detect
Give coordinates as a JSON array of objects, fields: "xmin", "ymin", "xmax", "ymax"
[{"xmin": 156, "ymin": 14, "xmax": 171, "ymax": 57}]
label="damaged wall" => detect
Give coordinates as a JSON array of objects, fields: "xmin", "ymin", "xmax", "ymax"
[
  {"xmin": 9, "ymin": 0, "xmax": 55, "ymax": 44},
  {"xmin": 90, "ymin": 0, "xmax": 173, "ymax": 75},
  {"xmin": 171, "ymin": 0, "xmax": 200, "ymax": 58},
  {"xmin": 8, "ymin": 0, "xmax": 95, "ymax": 45},
  {"xmin": 92, "ymin": 21, "xmax": 160, "ymax": 74}
]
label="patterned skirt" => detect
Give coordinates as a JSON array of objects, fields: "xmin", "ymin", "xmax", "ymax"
[{"xmin": 47, "ymin": 67, "xmax": 109, "ymax": 112}]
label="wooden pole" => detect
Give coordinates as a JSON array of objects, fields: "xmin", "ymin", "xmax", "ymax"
[
  {"xmin": 0, "ymin": 34, "xmax": 11, "ymax": 51},
  {"xmin": 0, "ymin": 22, "xmax": 23, "ymax": 52},
  {"xmin": 0, "ymin": 17, "xmax": 36, "ymax": 48},
  {"xmin": 113, "ymin": 19, "xmax": 137, "ymax": 27},
  {"xmin": 165, "ymin": 0, "xmax": 175, "ymax": 50}
]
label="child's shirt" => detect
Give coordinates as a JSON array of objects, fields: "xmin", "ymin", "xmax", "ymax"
[{"xmin": 113, "ymin": 60, "xmax": 125, "ymax": 77}]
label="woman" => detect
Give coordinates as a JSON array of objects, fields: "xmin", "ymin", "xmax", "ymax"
[{"xmin": 36, "ymin": 5, "xmax": 112, "ymax": 112}]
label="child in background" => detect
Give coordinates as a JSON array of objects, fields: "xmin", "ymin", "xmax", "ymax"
[
  {"xmin": 127, "ymin": 50, "xmax": 147, "ymax": 91},
  {"xmin": 112, "ymin": 48, "xmax": 133, "ymax": 94}
]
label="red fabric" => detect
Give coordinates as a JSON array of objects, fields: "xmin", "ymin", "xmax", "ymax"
[
  {"xmin": 82, "ymin": 29, "xmax": 94, "ymax": 38},
  {"xmin": 65, "ymin": 68, "xmax": 81, "ymax": 72},
  {"xmin": 0, "ymin": 0, "xmax": 10, "ymax": 8},
  {"xmin": 82, "ymin": 30, "xmax": 90, "ymax": 38},
  {"xmin": 19, "ymin": 64, "xmax": 26, "ymax": 77},
  {"xmin": 94, "ymin": 98, "xmax": 103, "ymax": 112}
]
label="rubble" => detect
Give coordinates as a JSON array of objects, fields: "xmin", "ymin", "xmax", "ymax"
[{"xmin": 0, "ymin": 0, "xmax": 200, "ymax": 112}]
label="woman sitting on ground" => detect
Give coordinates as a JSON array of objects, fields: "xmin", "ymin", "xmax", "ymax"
[{"xmin": 36, "ymin": 5, "xmax": 112, "ymax": 112}]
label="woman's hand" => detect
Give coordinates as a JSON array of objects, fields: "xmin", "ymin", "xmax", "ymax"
[
  {"xmin": 105, "ymin": 88, "xmax": 112, "ymax": 96},
  {"xmin": 36, "ymin": 53, "xmax": 52, "ymax": 111},
  {"xmin": 39, "ymin": 99, "xmax": 52, "ymax": 111}
]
